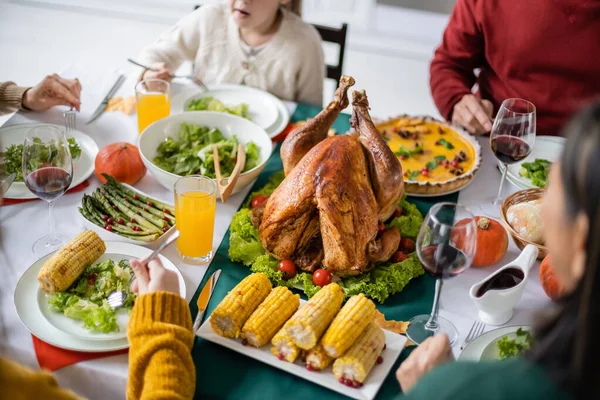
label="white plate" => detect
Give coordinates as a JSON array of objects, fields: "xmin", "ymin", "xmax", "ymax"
[
  {"xmin": 172, "ymin": 84, "xmax": 281, "ymax": 131},
  {"xmin": 266, "ymin": 95, "xmax": 291, "ymax": 139},
  {"xmin": 499, "ymin": 136, "xmax": 564, "ymax": 190},
  {"xmin": 14, "ymin": 241, "xmax": 186, "ymax": 351},
  {"xmin": 458, "ymin": 325, "xmax": 529, "ymax": 362},
  {"xmin": 196, "ymin": 300, "xmax": 407, "ymax": 400},
  {"xmin": 0, "ymin": 123, "xmax": 99, "ymax": 199}
]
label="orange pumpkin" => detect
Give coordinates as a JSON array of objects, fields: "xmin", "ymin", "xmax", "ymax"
[
  {"xmin": 453, "ymin": 216, "xmax": 508, "ymax": 267},
  {"xmin": 539, "ymin": 255, "xmax": 565, "ymax": 301},
  {"xmin": 95, "ymin": 142, "xmax": 146, "ymax": 185}
]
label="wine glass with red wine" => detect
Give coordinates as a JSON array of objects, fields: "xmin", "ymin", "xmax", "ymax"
[
  {"xmin": 22, "ymin": 126, "xmax": 73, "ymax": 256},
  {"xmin": 406, "ymin": 203, "xmax": 477, "ymax": 345},
  {"xmin": 485, "ymin": 98, "xmax": 536, "ymax": 215}
]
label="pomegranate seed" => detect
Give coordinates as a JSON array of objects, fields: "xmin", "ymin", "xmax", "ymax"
[
  {"xmin": 112, "ymin": 205, "xmax": 118, "ymax": 210},
  {"xmin": 438, "ymin": 160, "xmax": 443, "ymax": 165},
  {"xmin": 136, "ymin": 211, "xmax": 141, "ymax": 215},
  {"xmin": 278, "ymin": 353, "xmax": 284, "ymax": 361},
  {"xmin": 400, "ymin": 155, "xmax": 407, "ymax": 160},
  {"xmin": 164, "ymin": 209, "xmax": 170, "ymax": 215},
  {"xmin": 146, "ymin": 201, "xmax": 153, "ymax": 207},
  {"xmin": 144, "ymin": 207, "xmax": 149, "ymax": 212},
  {"xmin": 130, "ymin": 218, "xmax": 136, "ymax": 223},
  {"xmin": 452, "ymin": 160, "xmax": 459, "ymax": 168},
  {"xmin": 306, "ymin": 364, "xmax": 314, "ymax": 372},
  {"xmin": 102, "ymin": 215, "xmax": 109, "ymax": 221},
  {"xmin": 376, "ymin": 356, "xmax": 384, "ymax": 364},
  {"xmin": 420, "ymin": 169, "xmax": 429, "ymax": 177},
  {"xmin": 163, "ymin": 216, "xmax": 169, "ymax": 222},
  {"xmin": 163, "ymin": 227, "xmax": 169, "ymax": 233},
  {"xmin": 338, "ymin": 378, "xmax": 345, "ymax": 384},
  {"xmin": 105, "ymin": 225, "xmax": 113, "ymax": 232},
  {"xmin": 133, "ymin": 194, "xmax": 139, "ymax": 200},
  {"xmin": 353, "ymin": 381, "xmax": 363, "ymax": 388},
  {"xmin": 107, "ymin": 218, "xmax": 114, "ymax": 225},
  {"xmin": 403, "ymin": 172, "xmax": 408, "ymax": 177},
  {"xmin": 383, "ymin": 343, "xmax": 387, "ymax": 350},
  {"xmin": 435, "ymin": 140, "xmax": 440, "ymax": 145},
  {"xmin": 241, "ymin": 339, "xmax": 248, "ymax": 346},
  {"xmin": 117, "ymin": 218, "xmax": 124, "ymax": 225},
  {"xmin": 411, "ymin": 133, "xmax": 418, "ymax": 140}
]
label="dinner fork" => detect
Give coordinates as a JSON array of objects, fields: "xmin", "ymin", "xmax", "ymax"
[
  {"xmin": 127, "ymin": 58, "xmax": 209, "ymax": 91},
  {"xmin": 461, "ymin": 321, "xmax": 486, "ymax": 350},
  {"xmin": 63, "ymin": 107, "xmax": 76, "ymax": 133}
]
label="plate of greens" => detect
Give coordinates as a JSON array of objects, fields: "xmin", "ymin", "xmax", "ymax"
[
  {"xmin": 172, "ymin": 84, "xmax": 282, "ymax": 130},
  {"xmin": 0, "ymin": 123, "xmax": 98, "ymax": 199},
  {"xmin": 458, "ymin": 325, "xmax": 532, "ymax": 361},
  {"xmin": 14, "ymin": 241, "xmax": 186, "ymax": 350},
  {"xmin": 499, "ymin": 136, "xmax": 564, "ymax": 190}
]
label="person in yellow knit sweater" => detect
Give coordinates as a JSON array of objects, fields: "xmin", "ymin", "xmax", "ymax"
[{"xmin": 0, "ymin": 257, "xmax": 196, "ymax": 400}]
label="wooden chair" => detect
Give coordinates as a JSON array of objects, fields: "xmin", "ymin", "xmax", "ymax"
[{"xmin": 313, "ymin": 23, "xmax": 348, "ymax": 83}]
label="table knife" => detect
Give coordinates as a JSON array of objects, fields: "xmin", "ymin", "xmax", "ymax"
[
  {"xmin": 86, "ymin": 74, "xmax": 126, "ymax": 124},
  {"xmin": 192, "ymin": 269, "xmax": 222, "ymax": 332}
]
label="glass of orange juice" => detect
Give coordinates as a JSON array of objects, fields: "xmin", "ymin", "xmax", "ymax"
[
  {"xmin": 174, "ymin": 175, "xmax": 217, "ymax": 264},
  {"xmin": 135, "ymin": 78, "xmax": 170, "ymax": 134}
]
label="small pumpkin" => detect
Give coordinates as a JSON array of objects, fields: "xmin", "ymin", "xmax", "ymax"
[
  {"xmin": 453, "ymin": 216, "xmax": 508, "ymax": 267},
  {"xmin": 95, "ymin": 142, "xmax": 146, "ymax": 185},
  {"xmin": 539, "ymin": 255, "xmax": 565, "ymax": 301}
]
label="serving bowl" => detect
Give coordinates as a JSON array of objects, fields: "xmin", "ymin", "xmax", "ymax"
[
  {"xmin": 137, "ymin": 111, "xmax": 273, "ymax": 195},
  {"xmin": 500, "ymin": 188, "xmax": 548, "ymax": 260}
]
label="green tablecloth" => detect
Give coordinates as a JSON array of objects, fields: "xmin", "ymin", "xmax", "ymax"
[{"xmin": 190, "ymin": 104, "xmax": 458, "ymax": 399}]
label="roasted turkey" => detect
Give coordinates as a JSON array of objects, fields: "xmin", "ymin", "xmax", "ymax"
[{"xmin": 253, "ymin": 77, "xmax": 404, "ymax": 276}]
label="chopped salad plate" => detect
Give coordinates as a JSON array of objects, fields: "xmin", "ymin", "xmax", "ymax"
[
  {"xmin": 458, "ymin": 325, "xmax": 529, "ymax": 362},
  {"xmin": 196, "ymin": 299, "xmax": 407, "ymax": 400},
  {"xmin": 14, "ymin": 241, "xmax": 186, "ymax": 352}
]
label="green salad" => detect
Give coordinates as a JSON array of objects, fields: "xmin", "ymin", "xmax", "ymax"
[
  {"xmin": 4, "ymin": 138, "xmax": 81, "ymax": 182},
  {"xmin": 186, "ymin": 96, "xmax": 250, "ymax": 120},
  {"xmin": 48, "ymin": 259, "xmax": 136, "ymax": 333},
  {"xmin": 153, "ymin": 122, "xmax": 260, "ymax": 179},
  {"xmin": 497, "ymin": 328, "xmax": 533, "ymax": 359},
  {"xmin": 519, "ymin": 158, "xmax": 551, "ymax": 188},
  {"xmin": 228, "ymin": 172, "xmax": 425, "ymax": 303}
]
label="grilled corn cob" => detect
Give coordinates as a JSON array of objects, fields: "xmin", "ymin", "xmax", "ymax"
[
  {"xmin": 286, "ymin": 283, "xmax": 344, "ymax": 349},
  {"xmin": 271, "ymin": 320, "xmax": 300, "ymax": 362},
  {"xmin": 37, "ymin": 230, "xmax": 106, "ymax": 294},
  {"xmin": 210, "ymin": 273, "xmax": 272, "ymax": 338},
  {"xmin": 321, "ymin": 293, "xmax": 376, "ymax": 357},
  {"xmin": 333, "ymin": 322, "xmax": 385, "ymax": 384},
  {"xmin": 241, "ymin": 286, "xmax": 300, "ymax": 347},
  {"xmin": 305, "ymin": 344, "xmax": 334, "ymax": 371}
]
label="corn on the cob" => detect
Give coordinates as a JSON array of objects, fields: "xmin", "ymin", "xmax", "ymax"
[
  {"xmin": 37, "ymin": 230, "xmax": 106, "ymax": 294},
  {"xmin": 321, "ymin": 293, "xmax": 376, "ymax": 357},
  {"xmin": 305, "ymin": 344, "xmax": 334, "ymax": 371},
  {"xmin": 271, "ymin": 320, "xmax": 300, "ymax": 362},
  {"xmin": 210, "ymin": 273, "xmax": 272, "ymax": 338},
  {"xmin": 241, "ymin": 286, "xmax": 300, "ymax": 347},
  {"xmin": 333, "ymin": 322, "xmax": 385, "ymax": 384},
  {"xmin": 286, "ymin": 283, "xmax": 344, "ymax": 350}
]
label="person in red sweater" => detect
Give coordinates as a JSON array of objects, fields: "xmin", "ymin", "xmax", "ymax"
[{"xmin": 430, "ymin": 0, "xmax": 600, "ymax": 136}]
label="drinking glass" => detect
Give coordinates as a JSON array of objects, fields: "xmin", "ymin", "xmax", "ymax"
[
  {"xmin": 483, "ymin": 98, "xmax": 536, "ymax": 215},
  {"xmin": 174, "ymin": 175, "xmax": 217, "ymax": 264},
  {"xmin": 136, "ymin": 78, "xmax": 170, "ymax": 134},
  {"xmin": 22, "ymin": 126, "xmax": 73, "ymax": 256},
  {"xmin": 406, "ymin": 203, "xmax": 477, "ymax": 345}
]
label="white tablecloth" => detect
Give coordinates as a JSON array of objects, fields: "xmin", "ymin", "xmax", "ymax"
[{"xmin": 0, "ymin": 66, "xmax": 550, "ymax": 399}]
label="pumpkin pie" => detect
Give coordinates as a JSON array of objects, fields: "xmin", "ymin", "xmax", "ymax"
[{"xmin": 375, "ymin": 115, "xmax": 481, "ymax": 196}]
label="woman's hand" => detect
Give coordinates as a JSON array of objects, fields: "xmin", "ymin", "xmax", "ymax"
[
  {"xmin": 22, "ymin": 74, "xmax": 82, "ymax": 111},
  {"xmin": 396, "ymin": 334, "xmax": 454, "ymax": 393},
  {"xmin": 141, "ymin": 62, "xmax": 173, "ymax": 82},
  {"xmin": 452, "ymin": 94, "xmax": 494, "ymax": 135},
  {"xmin": 130, "ymin": 258, "xmax": 179, "ymax": 295}
]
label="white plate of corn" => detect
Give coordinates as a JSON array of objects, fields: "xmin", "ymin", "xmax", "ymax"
[
  {"xmin": 196, "ymin": 273, "xmax": 407, "ymax": 400},
  {"xmin": 14, "ymin": 232, "xmax": 186, "ymax": 352}
]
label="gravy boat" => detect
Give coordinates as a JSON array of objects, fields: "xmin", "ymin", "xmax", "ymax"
[{"xmin": 469, "ymin": 245, "xmax": 538, "ymax": 325}]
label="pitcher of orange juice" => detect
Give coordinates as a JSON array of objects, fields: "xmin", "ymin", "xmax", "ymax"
[
  {"xmin": 136, "ymin": 79, "xmax": 170, "ymax": 134},
  {"xmin": 174, "ymin": 176, "xmax": 217, "ymax": 264}
]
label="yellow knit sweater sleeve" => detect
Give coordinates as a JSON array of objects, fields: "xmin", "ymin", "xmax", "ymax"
[{"xmin": 127, "ymin": 292, "xmax": 196, "ymax": 400}]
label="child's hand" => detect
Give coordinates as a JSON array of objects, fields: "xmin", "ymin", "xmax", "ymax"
[
  {"xmin": 142, "ymin": 62, "xmax": 173, "ymax": 82},
  {"xmin": 130, "ymin": 257, "xmax": 180, "ymax": 295}
]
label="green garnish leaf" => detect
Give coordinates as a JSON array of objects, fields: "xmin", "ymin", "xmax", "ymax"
[
  {"xmin": 425, "ymin": 155, "xmax": 446, "ymax": 171},
  {"xmin": 438, "ymin": 138, "xmax": 455, "ymax": 149},
  {"xmin": 405, "ymin": 170, "xmax": 419, "ymax": 181},
  {"xmin": 186, "ymin": 96, "xmax": 250, "ymax": 119},
  {"xmin": 497, "ymin": 328, "xmax": 533, "ymax": 360},
  {"xmin": 519, "ymin": 158, "xmax": 551, "ymax": 188}
]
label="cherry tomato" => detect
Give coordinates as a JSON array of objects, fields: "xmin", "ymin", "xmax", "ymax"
[
  {"xmin": 277, "ymin": 260, "xmax": 297, "ymax": 280},
  {"xmin": 399, "ymin": 238, "xmax": 415, "ymax": 253},
  {"xmin": 313, "ymin": 269, "xmax": 332, "ymax": 287},
  {"xmin": 252, "ymin": 195, "xmax": 268, "ymax": 208},
  {"xmin": 377, "ymin": 222, "xmax": 386, "ymax": 234},
  {"xmin": 391, "ymin": 251, "xmax": 408, "ymax": 263},
  {"xmin": 393, "ymin": 208, "xmax": 403, "ymax": 218}
]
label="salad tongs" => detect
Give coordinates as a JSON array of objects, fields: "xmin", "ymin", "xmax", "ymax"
[{"xmin": 213, "ymin": 144, "xmax": 246, "ymax": 203}]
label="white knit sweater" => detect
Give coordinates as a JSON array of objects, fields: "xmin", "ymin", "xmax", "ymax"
[{"xmin": 138, "ymin": 4, "xmax": 325, "ymax": 106}]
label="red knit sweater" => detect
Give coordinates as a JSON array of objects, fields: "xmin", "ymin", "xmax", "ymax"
[{"xmin": 430, "ymin": 0, "xmax": 600, "ymax": 136}]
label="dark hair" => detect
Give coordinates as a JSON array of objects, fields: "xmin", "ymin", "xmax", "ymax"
[{"xmin": 528, "ymin": 102, "xmax": 600, "ymax": 398}]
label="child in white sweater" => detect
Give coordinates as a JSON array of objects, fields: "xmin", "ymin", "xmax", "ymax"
[{"xmin": 139, "ymin": 0, "xmax": 325, "ymax": 106}]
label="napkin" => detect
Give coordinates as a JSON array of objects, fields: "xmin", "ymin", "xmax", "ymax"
[
  {"xmin": 1, "ymin": 180, "xmax": 89, "ymax": 207},
  {"xmin": 32, "ymin": 335, "xmax": 128, "ymax": 371}
]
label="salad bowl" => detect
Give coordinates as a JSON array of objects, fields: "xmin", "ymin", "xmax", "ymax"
[{"xmin": 138, "ymin": 111, "xmax": 273, "ymax": 196}]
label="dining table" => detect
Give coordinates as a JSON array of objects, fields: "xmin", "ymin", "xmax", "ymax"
[{"xmin": 0, "ymin": 64, "xmax": 551, "ymax": 400}]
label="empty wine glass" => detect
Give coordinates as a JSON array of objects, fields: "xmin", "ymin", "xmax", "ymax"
[
  {"xmin": 406, "ymin": 203, "xmax": 477, "ymax": 345},
  {"xmin": 22, "ymin": 126, "xmax": 73, "ymax": 256},
  {"xmin": 482, "ymin": 98, "xmax": 536, "ymax": 216}
]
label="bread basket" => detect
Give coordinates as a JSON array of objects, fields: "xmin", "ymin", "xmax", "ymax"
[{"xmin": 500, "ymin": 188, "xmax": 548, "ymax": 260}]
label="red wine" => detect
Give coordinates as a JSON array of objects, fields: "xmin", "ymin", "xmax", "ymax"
[
  {"xmin": 420, "ymin": 244, "xmax": 469, "ymax": 279},
  {"xmin": 25, "ymin": 167, "xmax": 72, "ymax": 202},
  {"xmin": 475, "ymin": 268, "xmax": 524, "ymax": 297},
  {"xmin": 491, "ymin": 136, "xmax": 531, "ymax": 164}
]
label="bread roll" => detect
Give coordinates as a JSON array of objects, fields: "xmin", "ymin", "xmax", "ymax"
[{"xmin": 507, "ymin": 202, "xmax": 544, "ymax": 244}]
